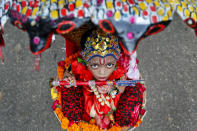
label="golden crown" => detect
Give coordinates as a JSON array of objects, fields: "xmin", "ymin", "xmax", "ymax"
[{"xmin": 81, "ymin": 29, "xmax": 121, "ymax": 62}]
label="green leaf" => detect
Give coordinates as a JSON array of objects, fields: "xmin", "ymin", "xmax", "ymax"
[{"xmin": 78, "ymin": 58, "xmax": 87, "ymax": 66}]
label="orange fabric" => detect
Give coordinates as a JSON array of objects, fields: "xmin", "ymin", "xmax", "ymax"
[
  {"xmin": 57, "ymin": 91, "xmax": 62, "ymax": 106},
  {"xmin": 64, "ymin": 51, "xmax": 80, "ymax": 68},
  {"xmin": 57, "ymin": 66, "xmax": 65, "ymax": 80}
]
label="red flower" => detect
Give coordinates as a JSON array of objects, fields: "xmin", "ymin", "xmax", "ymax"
[
  {"xmin": 71, "ymin": 60, "xmax": 93, "ymax": 81},
  {"xmin": 140, "ymin": 109, "xmax": 146, "ymax": 115},
  {"xmin": 58, "ymin": 61, "xmax": 65, "ymax": 67},
  {"xmin": 71, "ymin": 59, "xmax": 126, "ymax": 81},
  {"xmin": 82, "ymin": 112, "xmax": 91, "ymax": 122},
  {"xmin": 108, "ymin": 63, "xmax": 126, "ymax": 80}
]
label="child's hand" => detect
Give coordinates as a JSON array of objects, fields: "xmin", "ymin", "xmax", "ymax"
[
  {"xmin": 117, "ymin": 75, "xmax": 127, "ymax": 94},
  {"xmin": 97, "ymin": 85, "xmax": 112, "ymax": 94},
  {"xmin": 117, "ymin": 86, "xmax": 126, "ymax": 94},
  {"xmin": 63, "ymin": 71, "xmax": 76, "ymax": 88}
]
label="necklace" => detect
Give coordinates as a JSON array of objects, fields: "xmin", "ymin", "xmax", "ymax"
[{"xmin": 89, "ymin": 85, "xmax": 118, "ymax": 106}]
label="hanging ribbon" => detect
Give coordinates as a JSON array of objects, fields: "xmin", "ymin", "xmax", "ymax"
[
  {"xmin": 0, "ymin": 25, "xmax": 5, "ymax": 64},
  {"xmin": 34, "ymin": 54, "xmax": 41, "ymax": 72}
]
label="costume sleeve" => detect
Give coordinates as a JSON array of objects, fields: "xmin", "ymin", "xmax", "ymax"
[
  {"xmin": 61, "ymin": 86, "xmax": 84, "ymax": 122},
  {"xmin": 114, "ymin": 83, "xmax": 146, "ymax": 127}
]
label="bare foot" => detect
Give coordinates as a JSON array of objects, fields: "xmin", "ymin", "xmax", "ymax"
[{"xmin": 95, "ymin": 115, "xmax": 110, "ymax": 129}]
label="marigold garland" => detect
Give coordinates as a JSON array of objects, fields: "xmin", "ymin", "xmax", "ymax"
[
  {"xmin": 64, "ymin": 51, "xmax": 81, "ymax": 68},
  {"xmin": 89, "ymin": 118, "xmax": 96, "ymax": 124},
  {"xmin": 57, "ymin": 51, "xmax": 80, "ymax": 80},
  {"xmin": 57, "ymin": 65, "xmax": 64, "ymax": 80},
  {"xmin": 134, "ymin": 119, "xmax": 142, "ymax": 127},
  {"xmin": 54, "ymin": 105, "xmax": 131, "ymax": 131},
  {"xmin": 54, "ymin": 106, "xmax": 125, "ymax": 131},
  {"xmin": 61, "ymin": 117, "xmax": 69, "ymax": 130},
  {"xmin": 57, "ymin": 111, "xmax": 64, "ymax": 121},
  {"xmin": 54, "ymin": 107, "xmax": 61, "ymax": 115}
]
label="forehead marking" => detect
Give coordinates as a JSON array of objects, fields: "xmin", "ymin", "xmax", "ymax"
[{"xmin": 99, "ymin": 58, "xmax": 105, "ymax": 65}]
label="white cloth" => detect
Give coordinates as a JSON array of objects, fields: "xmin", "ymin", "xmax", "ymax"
[{"xmin": 126, "ymin": 52, "xmax": 140, "ymax": 80}]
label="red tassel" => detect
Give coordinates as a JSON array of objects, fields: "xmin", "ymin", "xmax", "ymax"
[
  {"xmin": 0, "ymin": 28, "xmax": 5, "ymax": 64},
  {"xmin": 34, "ymin": 54, "xmax": 41, "ymax": 72},
  {"xmin": 0, "ymin": 47, "xmax": 4, "ymax": 64}
]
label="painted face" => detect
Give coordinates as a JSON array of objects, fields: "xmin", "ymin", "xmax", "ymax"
[{"xmin": 87, "ymin": 56, "xmax": 116, "ymax": 81}]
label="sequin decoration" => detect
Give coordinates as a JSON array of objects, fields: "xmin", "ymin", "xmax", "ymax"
[{"xmin": 127, "ymin": 32, "xmax": 134, "ymax": 39}]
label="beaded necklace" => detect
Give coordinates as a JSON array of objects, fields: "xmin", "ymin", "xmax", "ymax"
[{"xmin": 89, "ymin": 85, "xmax": 118, "ymax": 106}]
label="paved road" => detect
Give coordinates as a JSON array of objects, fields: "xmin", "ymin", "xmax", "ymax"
[{"xmin": 0, "ymin": 14, "xmax": 196, "ymax": 131}]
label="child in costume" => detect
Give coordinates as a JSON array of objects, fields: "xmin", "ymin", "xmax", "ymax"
[{"xmin": 52, "ymin": 28, "xmax": 146, "ymax": 130}]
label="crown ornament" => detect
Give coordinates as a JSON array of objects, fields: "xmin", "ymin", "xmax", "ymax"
[{"xmin": 81, "ymin": 29, "xmax": 121, "ymax": 62}]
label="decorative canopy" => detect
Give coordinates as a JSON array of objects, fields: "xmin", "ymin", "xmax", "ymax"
[{"xmin": 0, "ymin": 0, "xmax": 196, "ymax": 61}]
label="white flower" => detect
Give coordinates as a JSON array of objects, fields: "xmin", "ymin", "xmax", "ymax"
[
  {"xmin": 98, "ymin": 98, "xmax": 103, "ymax": 102},
  {"xmin": 95, "ymin": 91, "xmax": 99, "ymax": 95},
  {"xmin": 105, "ymin": 101, "xmax": 110, "ymax": 105},
  {"xmin": 106, "ymin": 96, "xmax": 110, "ymax": 100},
  {"xmin": 111, "ymin": 91, "xmax": 117, "ymax": 96},
  {"xmin": 96, "ymin": 95, "xmax": 100, "ymax": 98},
  {"xmin": 112, "ymin": 95, "xmax": 115, "ymax": 98}
]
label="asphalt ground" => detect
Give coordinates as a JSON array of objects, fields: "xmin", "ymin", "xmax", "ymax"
[{"xmin": 0, "ymin": 14, "xmax": 196, "ymax": 131}]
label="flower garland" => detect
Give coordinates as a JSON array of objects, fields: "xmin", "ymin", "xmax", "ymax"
[
  {"xmin": 54, "ymin": 107, "xmax": 126, "ymax": 131},
  {"xmin": 57, "ymin": 51, "xmax": 81, "ymax": 80}
]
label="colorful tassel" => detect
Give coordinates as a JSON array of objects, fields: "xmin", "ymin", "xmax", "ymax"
[{"xmin": 34, "ymin": 54, "xmax": 41, "ymax": 71}]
